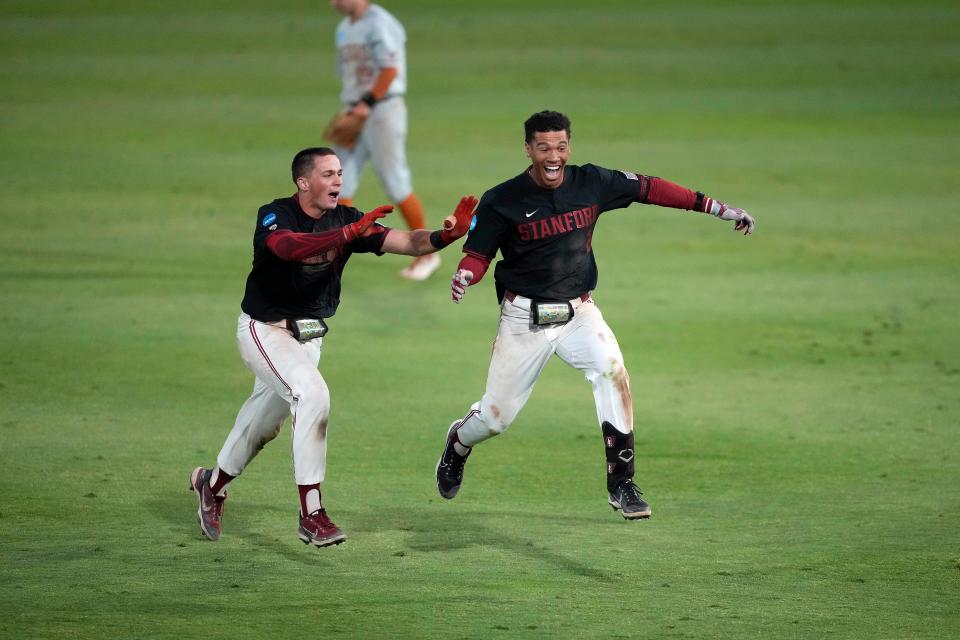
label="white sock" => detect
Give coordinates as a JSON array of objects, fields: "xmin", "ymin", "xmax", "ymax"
[
  {"xmin": 304, "ymin": 488, "xmax": 322, "ymax": 515},
  {"xmin": 208, "ymin": 468, "xmax": 227, "ymax": 497}
]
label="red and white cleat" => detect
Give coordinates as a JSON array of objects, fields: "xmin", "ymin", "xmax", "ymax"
[
  {"xmin": 298, "ymin": 509, "xmax": 346, "ymax": 548},
  {"xmin": 190, "ymin": 467, "xmax": 227, "ymax": 541}
]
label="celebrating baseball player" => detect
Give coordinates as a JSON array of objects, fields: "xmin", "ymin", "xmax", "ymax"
[
  {"xmin": 436, "ymin": 110, "xmax": 756, "ymax": 519},
  {"xmin": 325, "ymin": 0, "xmax": 439, "ymax": 281},
  {"xmin": 190, "ymin": 147, "xmax": 477, "ymax": 548}
]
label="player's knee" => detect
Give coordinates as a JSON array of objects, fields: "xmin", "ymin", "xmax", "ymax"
[
  {"xmin": 586, "ymin": 361, "xmax": 631, "ymax": 403},
  {"xmin": 293, "ymin": 385, "xmax": 331, "ymax": 421},
  {"xmin": 589, "ymin": 357, "xmax": 628, "ymax": 382},
  {"xmin": 386, "ymin": 186, "xmax": 412, "ymax": 204},
  {"xmin": 265, "ymin": 422, "xmax": 283, "ymax": 443},
  {"xmin": 381, "ymin": 173, "xmax": 412, "ymax": 203}
]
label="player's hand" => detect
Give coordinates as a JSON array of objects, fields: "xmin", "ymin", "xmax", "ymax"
[
  {"xmin": 349, "ymin": 102, "xmax": 372, "ymax": 118},
  {"xmin": 717, "ymin": 204, "xmax": 756, "ymax": 236},
  {"xmin": 451, "ymin": 269, "xmax": 473, "ymax": 303},
  {"xmin": 343, "ymin": 205, "xmax": 393, "ymax": 242},
  {"xmin": 733, "ymin": 210, "xmax": 756, "ymax": 235},
  {"xmin": 440, "ymin": 196, "xmax": 479, "ymax": 244}
]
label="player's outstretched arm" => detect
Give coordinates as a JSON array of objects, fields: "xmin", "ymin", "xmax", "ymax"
[
  {"xmin": 265, "ymin": 205, "xmax": 393, "ymax": 261},
  {"xmin": 380, "ymin": 196, "xmax": 479, "ymax": 256},
  {"xmin": 636, "ymin": 175, "xmax": 756, "ymax": 235}
]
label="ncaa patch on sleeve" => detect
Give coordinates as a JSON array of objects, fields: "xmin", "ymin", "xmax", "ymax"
[
  {"xmin": 619, "ymin": 170, "xmax": 639, "ymax": 181},
  {"xmin": 262, "ymin": 212, "xmax": 277, "ymax": 227}
]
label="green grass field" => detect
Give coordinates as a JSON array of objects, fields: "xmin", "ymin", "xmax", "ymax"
[{"xmin": 2, "ymin": 1, "xmax": 958, "ymax": 638}]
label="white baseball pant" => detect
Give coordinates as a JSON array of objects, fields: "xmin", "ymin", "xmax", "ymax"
[
  {"xmin": 216, "ymin": 313, "xmax": 331, "ymax": 485},
  {"xmin": 336, "ymin": 97, "xmax": 413, "ymax": 203},
  {"xmin": 454, "ymin": 294, "xmax": 634, "ymax": 447}
]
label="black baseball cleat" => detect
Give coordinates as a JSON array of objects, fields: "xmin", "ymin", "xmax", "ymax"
[
  {"xmin": 436, "ymin": 421, "xmax": 471, "ymax": 499},
  {"xmin": 608, "ymin": 480, "xmax": 652, "ymax": 519}
]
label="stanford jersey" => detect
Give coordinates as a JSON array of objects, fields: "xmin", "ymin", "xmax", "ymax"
[
  {"xmin": 241, "ymin": 196, "xmax": 388, "ymax": 321},
  {"xmin": 463, "ymin": 164, "xmax": 641, "ymax": 301}
]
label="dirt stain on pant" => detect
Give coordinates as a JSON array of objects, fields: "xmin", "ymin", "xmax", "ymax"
[{"xmin": 612, "ymin": 365, "xmax": 633, "ymax": 430}]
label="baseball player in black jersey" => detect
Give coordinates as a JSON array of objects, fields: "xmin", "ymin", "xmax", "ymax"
[
  {"xmin": 190, "ymin": 147, "xmax": 477, "ymax": 547},
  {"xmin": 435, "ymin": 111, "xmax": 756, "ymax": 519}
]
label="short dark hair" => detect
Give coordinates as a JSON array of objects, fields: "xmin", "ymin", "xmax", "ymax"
[
  {"xmin": 291, "ymin": 147, "xmax": 337, "ymax": 183},
  {"xmin": 524, "ymin": 110, "xmax": 571, "ymax": 143}
]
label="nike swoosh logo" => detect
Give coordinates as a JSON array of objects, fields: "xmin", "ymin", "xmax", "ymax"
[{"xmin": 525, "ymin": 209, "xmax": 538, "ymax": 218}]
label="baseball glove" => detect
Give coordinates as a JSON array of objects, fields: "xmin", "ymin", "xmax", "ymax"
[{"xmin": 323, "ymin": 110, "xmax": 367, "ymax": 149}]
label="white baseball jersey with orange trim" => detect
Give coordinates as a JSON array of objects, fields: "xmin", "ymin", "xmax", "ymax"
[
  {"xmin": 335, "ymin": 4, "xmax": 406, "ymax": 104},
  {"xmin": 332, "ymin": 4, "xmax": 413, "ymax": 203}
]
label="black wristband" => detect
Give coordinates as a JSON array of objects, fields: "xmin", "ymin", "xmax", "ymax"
[
  {"xmin": 360, "ymin": 92, "xmax": 377, "ymax": 108},
  {"xmin": 429, "ymin": 230, "xmax": 449, "ymax": 250},
  {"xmin": 694, "ymin": 191, "xmax": 705, "ymax": 212}
]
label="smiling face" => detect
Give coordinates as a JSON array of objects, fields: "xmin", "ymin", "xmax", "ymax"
[
  {"xmin": 524, "ymin": 130, "xmax": 570, "ymax": 189},
  {"xmin": 295, "ymin": 153, "xmax": 343, "ymax": 216}
]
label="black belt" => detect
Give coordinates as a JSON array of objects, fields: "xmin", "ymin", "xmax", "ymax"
[{"xmin": 504, "ymin": 290, "xmax": 590, "ymax": 304}]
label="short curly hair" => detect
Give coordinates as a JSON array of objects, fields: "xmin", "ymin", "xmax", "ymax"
[{"xmin": 524, "ymin": 110, "xmax": 571, "ymax": 143}]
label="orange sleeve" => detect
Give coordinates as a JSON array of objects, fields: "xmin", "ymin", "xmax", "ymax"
[{"xmin": 370, "ymin": 67, "xmax": 398, "ymax": 100}]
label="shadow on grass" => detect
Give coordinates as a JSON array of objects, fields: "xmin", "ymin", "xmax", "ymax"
[
  {"xmin": 158, "ymin": 487, "xmax": 618, "ymax": 581},
  {"xmin": 355, "ymin": 504, "xmax": 619, "ymax": 582}
]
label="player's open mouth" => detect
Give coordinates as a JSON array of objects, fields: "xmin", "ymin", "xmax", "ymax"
[{"xmin": 544, "ymin": 166, "xmax": 561, "ymax": 178}]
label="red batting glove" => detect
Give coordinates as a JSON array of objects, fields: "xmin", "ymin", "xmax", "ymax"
[
  {"xmin": 439, "ymin": 196, "xmax": 479, "ymax": 245},
  {"xmin": 451, "ymin": 269, "xmax": 473, "ymax": 303},
  {"xmin": 343, "ymin": 205, "xmax": 393, "ymax": 242}
]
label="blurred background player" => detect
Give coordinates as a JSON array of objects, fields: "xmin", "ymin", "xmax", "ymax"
[
  {"xmin": 328, "ymin": 0, "xmax": 439, "ymax": 280},
  {"xmin": 190, "ymin": 147, "xmax": 476, "ymax": 548},
  {"xmin": 436, "ymin": 110, "xmax": 756, "ymax": 519}
]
